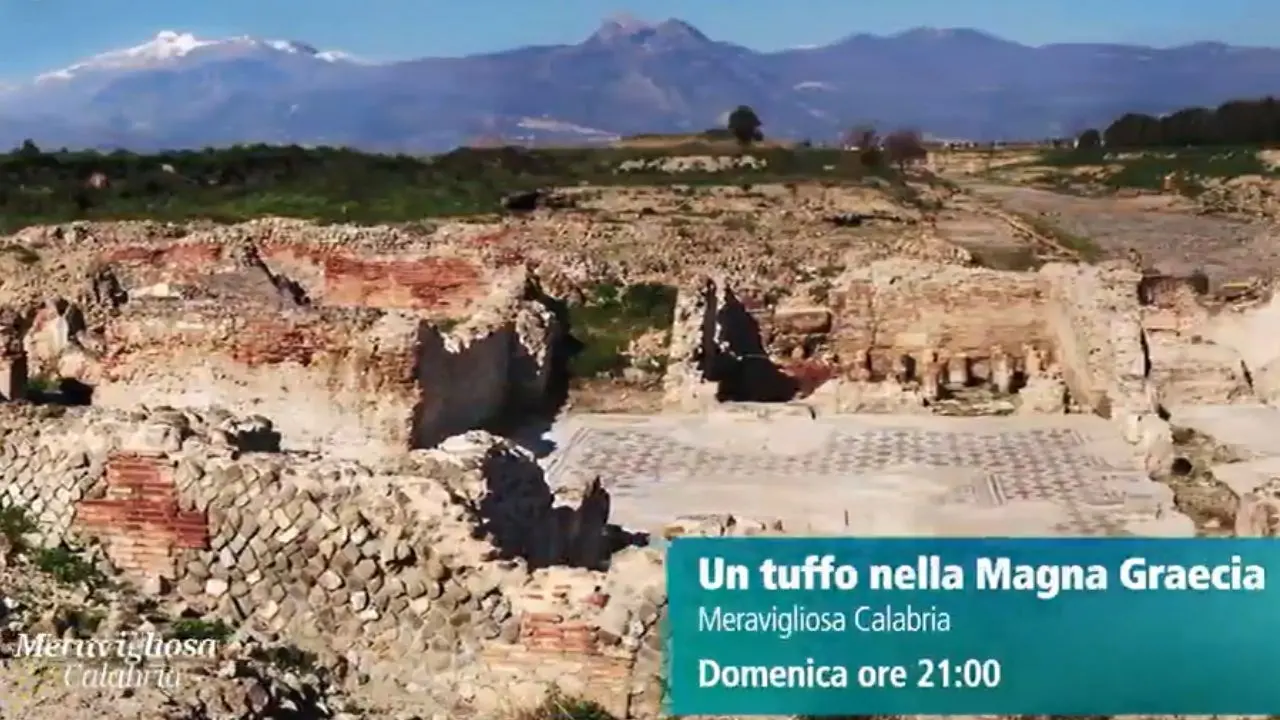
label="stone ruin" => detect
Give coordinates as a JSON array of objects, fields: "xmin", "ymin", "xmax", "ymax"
[
  {"xmin": 7, "ymin": 219, "xmax": 1280, "ymax": 716},
  {"xmin": 0, "ymin": 404, "xmax": 665, "ymax": 717},
  {"xmin": 0, "ymin": 220, "xmax": 670, "ymax": 716},
  {"xmin": 2, "ymin": 219, "xmax": 562, "ymax": 458},
  {"xmin": 662, "ymin": 259, "xmax": 1269, "ymax": 477}
]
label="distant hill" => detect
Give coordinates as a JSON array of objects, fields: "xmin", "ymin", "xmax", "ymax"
[{"xmin": 3, "ymin": 21, "xmax": 1280, "ymax": 151}]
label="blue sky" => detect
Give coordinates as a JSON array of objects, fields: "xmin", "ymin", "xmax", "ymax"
[{"xmin": 0, "ymin": 0, "xmax": 1269, "ymax": 81}]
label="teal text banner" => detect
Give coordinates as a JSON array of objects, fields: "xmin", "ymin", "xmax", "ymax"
[{"xmin": 666, "ymin": 537, "xmax": 1280, "ymax": 716}]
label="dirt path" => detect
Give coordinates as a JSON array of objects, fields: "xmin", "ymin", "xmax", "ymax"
[{"xmin": 964, "ymin": 182, "xmax": 1280, "ymax": 283}]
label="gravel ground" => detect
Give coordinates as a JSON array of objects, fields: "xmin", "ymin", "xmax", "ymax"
[{"xmin": 967, "ymin": 183, "xmax": 1280, "ymax": 284}]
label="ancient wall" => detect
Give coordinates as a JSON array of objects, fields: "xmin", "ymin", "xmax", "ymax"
[
  {"xmin": 0, "ymin": 308, "xmax": 26, "ymax": 400},
  {"xmin": 824, "ymin": 260, "xmax": 1053, "ymax": 379},
  {"xmin": 83, "ymin": 303, "xmax": 554, "ymax": 457},
  {"xmin": 1136, "ymin": 274, "xmax": 1253, "ymax": 406},
  {"xmin": 1040, "ymin": 262, "xmax": 1175, "ymax": 472},
  {"xmin": 80, "ymin": 302, "xmax": 422, "ymax": 457},
  {"xmin": 662, "ymin": 278, "xmax": 721, "ymax": 411},
  {"xmin": 1040, "ymin": 262, "xmax": 1156, "ymax": 417},
  {"xmin": 664, "ymin": 262, "xmax": 1064, "ymax": 411},
  {"xmin": 0, "ymin": 405, "xmax": 663, "ymax": 718},
  {"xmin": 1204, "ymin": 290, "xmax": 1280, "ymax": 405},
  {"xmin": 12, "ymin": 228, "xmax": 562, "ymax": 458},
  {"xmin": 256, "ymin": 240, "xmax": 491, "ymax": 317}
]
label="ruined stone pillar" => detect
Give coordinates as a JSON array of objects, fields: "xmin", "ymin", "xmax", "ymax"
[
  {"xmin": 0, "ymin": 308, "xmax": 26, "ymax": 401},
  {"xmin": 916, "ymin": 349, "xmax": 940, "ymax": 399},
  {"xmin": 848, "ymin": 349, "xmax": 871, "ymax": 381},
  {"xmin": 0, "ymin": 354, "xmax": 27, "ymax": 401},
  {"xmin": 990, "ymin": 348, "xmax": 1013, "ymax": 394},
  {"xmin": 1023, "ymin": 344, "xmax": 1043, "ymax": 377},
  {"xmin": 947, "ymin": 354, "xmax": 970, "ymax": 387},
  {"xmin": 892, "ymin": 353, "xmax": 912, "ymax": 383}
]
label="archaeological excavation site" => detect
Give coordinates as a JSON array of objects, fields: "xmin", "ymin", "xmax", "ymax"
[{"xmin": 3, "ymin": 163, "xmax": 1280, "ymax": 719}]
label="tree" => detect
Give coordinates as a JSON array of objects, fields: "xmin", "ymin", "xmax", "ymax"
[
  {"xmin": 1103, "ymin": 112, "xmax": 1163, "ymax": 148},
  {"xmin": 1076, "ymin": 128, "xmax": 1102, "ymax": 150},
  {"xmin": 884, "ymin": 129, "xmax": 928, "ymax": 171},
  {"xmin": 726, "ymin": 105, "xmax": 763, "ymax": 146},
  {"xmin": 844, "ymin": 125, "xmax": 882, "ymax": 167},
  {"xmin": 16, "ymin": 139, "xmax": 40, "ymax": 158}
]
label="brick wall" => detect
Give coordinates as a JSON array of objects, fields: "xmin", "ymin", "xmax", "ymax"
[
  {"xmin": 74, "ymin": 453, "xmax": 209, "ymax": 577},
  {"xmin": 101, "ymin": 242, "xmax": 228, "ymax": 286},
  {"xmin": 257, "ymin": 242, "xmax": 488, "ymax": 311},
  {"xmin": 482, "ymin": 586, "xmax": 637, "ymax": 718},
  {"xmin": 831, "ymin": 274, "xmax": 1049, "ymax": 362},
  {"xmin": 322, "ymin": 255, "xmax": 484, "ymax": 310},
  {"xmin": 735, "ymin": 270, "xmax": 1052, "ymax": 388},
  {"xmin": 226, "ymin": 317, "xmax": 327, "ymax": 367},
  {"xmin": 519, "ymin": 612, "xmax": 600, "ymax": 653},
  {"xmin": 3, "ymin": 407, "xmax": 660, "ymax": 716},
  {"xmin": 102, "ymin": 242, "xmax": 225, "ymax": 266},
  {"xmin": 100, "ymin": 307, "xmax": 416, "ymax": 384}
]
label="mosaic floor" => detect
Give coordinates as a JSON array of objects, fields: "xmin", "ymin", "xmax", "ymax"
[{"xmin": 541, "ymin": 413, "xmax": 1193, "ymax": 537}]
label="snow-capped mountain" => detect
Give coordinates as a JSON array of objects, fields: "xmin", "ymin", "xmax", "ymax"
[
  {"xmin": 4, "ymin": 20, "xmax": 1280, "ymax": 153},
  {"xmin": 32, "ymin": 30, "xmax": 364, "ymax": 83}
]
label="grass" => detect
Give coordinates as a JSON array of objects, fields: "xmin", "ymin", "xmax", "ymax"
[
  {"xmin": 1007, "ymin": 210, "xmax": 1104, "ymax": 262},
  {"xmin": 0, "ymin": 144, "xmax": 902, "ymax": 232},
  {"xmin": 168, "ymin": 617, "xmax": 235, "ymax": 642},
  {"xmin": 509, "ymin": 691, "xmax": 618, "ymax": 720},
  {"xmin": 1033, "ymin": 146, "xmax": 1278, "ymax": 194},
  {"xmin": 0, "ymin": 501, "xmax": 108, "ymax": 587},
  {"xmin": 969, "ymin": 246, "xmax": 1045, "ymax": 272},
  {"xmin": 567, "ymin": 282, "xmax": 678, "ymax": 380},
  {"xmin": 33, "ymin": 544, "xmax": 107, "ymax": 586},
  {"xmin": 0, "ymin": 500, "xmax": 38, "ymax": 553}
]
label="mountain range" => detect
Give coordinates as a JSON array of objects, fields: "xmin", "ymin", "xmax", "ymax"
[{"xmin": 3, "ymin": 17, "xmax": 1280, "ymax": 153}]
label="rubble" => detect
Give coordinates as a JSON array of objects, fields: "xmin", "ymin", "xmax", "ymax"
[{"xmin": 4, "ymin": 168, "xmax": 1280, "ymax": 719}]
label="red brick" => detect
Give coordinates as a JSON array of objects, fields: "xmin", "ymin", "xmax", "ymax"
[
  {"xmin": 103, "ymin": 242, "xmax": 223, "ymax": 267},
  {"xmin": 75, "ymin": 454, "xmax": 209, "ymax": 575},
  {"xmin": 322, "ymin": 255, "xmax": 483, "ymax": 309}
]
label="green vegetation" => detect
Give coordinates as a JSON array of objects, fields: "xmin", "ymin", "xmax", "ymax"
[
  {"xmin": 512, "ymin": 691, "xmax": 619, "ymax": 720},
  {"xmin": 1007, "ymin": 210, "xmax": 1103, "ymax": 261},
  {"xmin": 33, "ymin": 543, "xmax": 107, "ymax": 586},
  {"xmin": 0, "ymin": 500, "xmax": 37, "ymax": 553},
  {"xmin": 249, "ymin": 644, "xmax": 320, "ymax": 673},
  {"xmin": 568, "ymin": 282, "xmax": 678, "ymax": 380},
  {"xmin": 1037, "ymin": 145, "xmax": 1275, "ymax": 193},
  {"xmin": 0, "ymin": 141, "xmax": 895, "ymax": 231},
  {"xmin": 727, "ymin": 105, "xmax": 764, "ymax": 146},
  {"xmin": 1019, "ymin": 95, "xmax": 1280, "ymax": 194},
  {"xmin": 0, "ymin": 501, "xmax": 107, "ymax": 587},
  {"xmin": 1088, "ymin": 96, "xmax": 1280, "ymax": 149},
  {"xmin": 168, "ymin": 617, "xmax": 235, "ymax": 642}
]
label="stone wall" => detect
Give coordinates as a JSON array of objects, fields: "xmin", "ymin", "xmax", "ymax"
[
  {"xmin": 1137, "ymin": 274, "xmax": 1253, "ymax": 406},
  {"xmin": 825, "ymin": 260, "xmax": 1053, "ymax": 377},
  {"xmin": 662, "ymin": 278, "xmax": 721, "ymax": 411},
  {"xmin": 663, "ymin": 261, "xmax": 1063, "ymax": 411},
  {"xmin": 85, "ymin": 301, "xmax": 551, "ymax": 457},
  {"xmin": 0, "ymin": 307, "xmax": 26, "ymax": 401},
  {"xmin": 1040, "ymin": 262, "xmax": 1175, "ymax": 472},
  {"xmin": 1205, "ymin": 289, "xmax": 1280, "ymax": 405},
  {"xmin": 1040, "ymin": 261, "xmax": 1152, "ymax": 417},
  {"xmin": 0, "ymin": 405, "xmax": 664, "ymax": 718},
  {"xmin": 9, "ymin": 226, "xmax": 563, "ymax": 458},
  {"xmin": 83, "ymin": 302, "xmax": 424, "ymax": 457}
]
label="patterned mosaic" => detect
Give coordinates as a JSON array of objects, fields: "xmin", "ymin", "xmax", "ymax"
[{"xmin": 544, "ymin": 419, "xmax": 1155, "ymax": 536}]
